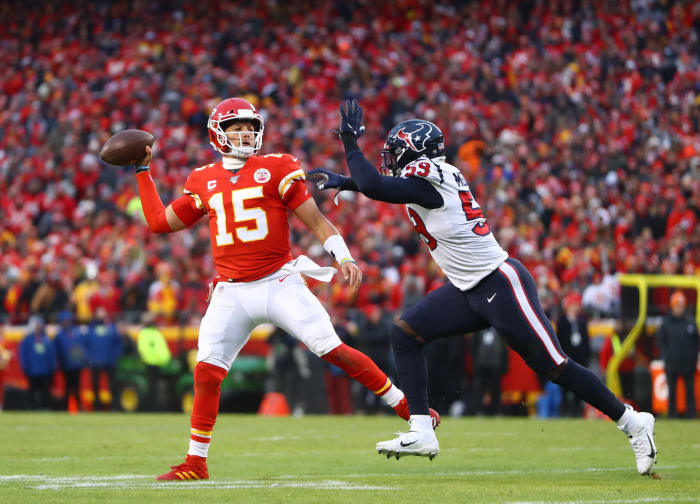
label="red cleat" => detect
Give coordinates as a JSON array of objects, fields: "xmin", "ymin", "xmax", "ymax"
[
  {"xmin": 156, "ymin": 454, "xmax": 209, "ymax": 481},
  {"xmin": 393, "ymin": 397, "xmax": 441, "ymax": 429}
]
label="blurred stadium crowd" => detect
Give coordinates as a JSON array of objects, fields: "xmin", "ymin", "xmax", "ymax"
[{"xmin": 1, "ymin": 0, "xmax": 699, "ymax": 332}]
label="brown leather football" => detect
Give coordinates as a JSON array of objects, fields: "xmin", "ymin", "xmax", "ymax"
[{"xmin": 99, "ymin": 129, "xmax": 155, "ymax": 166}]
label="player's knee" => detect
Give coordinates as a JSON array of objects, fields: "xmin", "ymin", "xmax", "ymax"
[
  {"xmin": 545, "ymin": 358, "xmax": 570, "ymax": 383},
  {"xmin": 300, "ymin": 322, "xmax": 342, "ymax": 357},
  {"xmin": 390, "ymin": 322, "xmax": 424, "ymax": 352},
  {"xmin": 311, "ymin": 336, "xmax": 343, "ymax": 357}
]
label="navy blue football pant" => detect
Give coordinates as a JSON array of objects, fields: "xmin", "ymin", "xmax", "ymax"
[{"xmin": 394, "ymin": 258, "xmax": 625, "ymax": 421}]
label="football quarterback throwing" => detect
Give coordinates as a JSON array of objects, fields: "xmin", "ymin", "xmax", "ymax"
[{"xmin": 134, "ymin": 97, "xmax": 436, "ymax": 481}]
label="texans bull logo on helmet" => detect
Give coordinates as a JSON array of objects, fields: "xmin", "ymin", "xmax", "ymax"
[
  {"xmin": 396, "ymin": 122, "xmax": 436, "ymax": 152},
  {"xmin": 382, "ymin": 119, "xmax": 445, "ymax": 176}
]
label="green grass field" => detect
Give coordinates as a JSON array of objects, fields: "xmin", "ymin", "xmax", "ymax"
[{"xmin": 0, "ymin": 413, "xmax": 698, "ymax": 503}]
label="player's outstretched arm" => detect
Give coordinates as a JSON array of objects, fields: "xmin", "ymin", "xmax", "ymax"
[
  {"xmin": 134, "ymin": 146, "xmax": 203, "ymax": 233},
  {"xmin": 335, "ymin": 100, "xmax": 442, "ymax": 209},
  {"xmin": 292, "ymin": 198, "xmax": 362, "ymax": 294}
]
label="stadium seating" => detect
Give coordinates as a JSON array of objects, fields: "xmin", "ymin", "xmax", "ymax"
[{"xmin": 0, "ymin": 0, "xmax": 697, "ymax": 331}]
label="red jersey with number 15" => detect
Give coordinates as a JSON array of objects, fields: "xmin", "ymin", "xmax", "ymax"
[{"xmin": 183, "ymin": 153, "xmax": 311, "ymax": 282}]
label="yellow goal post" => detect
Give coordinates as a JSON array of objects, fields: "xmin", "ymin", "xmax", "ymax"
[{"xmin": 606, "ymin": 274, "xmax": 700, "ymax": 396}]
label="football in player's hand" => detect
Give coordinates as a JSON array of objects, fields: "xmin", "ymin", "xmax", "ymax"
[{"xmin": 99, "ymin": 129, "xmax": 155, "ymax": 166}]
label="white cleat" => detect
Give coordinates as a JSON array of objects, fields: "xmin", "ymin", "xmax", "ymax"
[
  {"xmin": 624, "ymin": 411, "xmax": 658, "ymax": 475},
  {"xmin": 376, "ymin": 418, "xmax": 440, "ymax": 461}
]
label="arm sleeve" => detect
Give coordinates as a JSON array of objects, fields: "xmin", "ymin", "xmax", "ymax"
[
  {"xmin": 136, "ymin": 172, "xmax": 174, "ymax": 233},
  {"xmin": 341, "ymin": 177, "xmax": 361, "ymax": 192},
  {"xmin": 341, "ymin": 134, "xmax": 443, "ymax": 208},
  {"xmin": 171, "ymin": 195, "xmax": 205, "ymax": 227},
  {"xmin": 137, "ymin": 172, "xmax": 203, "ymax": 232}
]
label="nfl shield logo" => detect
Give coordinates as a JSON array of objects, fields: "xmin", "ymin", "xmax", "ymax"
[{"xmin": 230, "ymin": 175, "xmax": 239, "ymax": 184}]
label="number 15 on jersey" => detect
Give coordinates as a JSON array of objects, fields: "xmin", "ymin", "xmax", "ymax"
[{"xmin": 209, "ymin": 186, "xmax": 269, "ymax": 246}]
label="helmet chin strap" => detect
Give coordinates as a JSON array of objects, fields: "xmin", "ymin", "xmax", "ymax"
[{"xmin": 228, "ymin": 147, "xmax": 255, "ymax": 159}]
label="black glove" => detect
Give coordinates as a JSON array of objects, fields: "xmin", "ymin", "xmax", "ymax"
[
  {"xmin": 307, "ymin": 168, "xmax": 350, "ymax": 190},
  {"xmin": 337, "ymin": 99, "xmax": 365, "ymax": 138}
]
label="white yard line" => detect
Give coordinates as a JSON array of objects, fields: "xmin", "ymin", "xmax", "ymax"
[
  {"xmin": 0, "ymin": 474, "xmax": 150, "ymax": 481},
  {"xmin": 3, "ymin": 464, "xmax": 699, "ymax": 492},
  {"xmin": 0, "ymin": 474, "xmax": 394, "ymax": 491},
  {"xmin": 341, "ymin": 464, "xmax": 700, "ymax": 478}
]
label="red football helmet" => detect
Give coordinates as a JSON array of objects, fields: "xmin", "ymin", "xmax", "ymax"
[{"xmin": 207, "ymin": 98, "xmax": 264, "ymax": 158}]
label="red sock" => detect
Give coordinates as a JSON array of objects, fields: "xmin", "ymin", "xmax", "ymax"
[
  {"xmin": 321, "ymin": 343, "xmax": 389, "ymax": 394},
  {"xmin": 188, "ymin": 362, "xmax": 227, "ymax": 458}
]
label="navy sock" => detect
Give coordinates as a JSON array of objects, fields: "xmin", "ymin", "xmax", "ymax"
[
  {"xmin": 390, "ymin": 324, "xmax": 430, "ymax": 415},
  {"xmin": 552, "ymin": 359, "xmax": 625, "ymax": 421}
]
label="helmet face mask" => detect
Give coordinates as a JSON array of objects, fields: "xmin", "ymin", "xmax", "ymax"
[
  {"xmin": 381, "ymin": 144, "xmax": 412, "ymax": 177},
  {"xmin": 208, "ymin": 98, "xmax": 264, "ymax": 158},
  {"xmin": 380, "ymin": 119, "xmax": 445, "ymax": 176},
  {"xmin": 222, "ymin": 120, "xmax": 259, "ymax": 157}
]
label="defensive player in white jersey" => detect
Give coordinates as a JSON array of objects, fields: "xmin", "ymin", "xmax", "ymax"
[
  {"xmin": 309, "ymin": 99, "xmax": 658, "ymax": 476},
  {"xmin": 133, "ymin": 97, "xmax": 438, "ymax": 481}
]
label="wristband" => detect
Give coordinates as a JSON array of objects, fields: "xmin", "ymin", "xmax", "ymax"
[
  {"xmin": 323, "ymin": 234, "xmax": 354, "ymax": 266},
  {"xmin": 135, "ymin": 165, "xmax": 150, "ymax": 173}
]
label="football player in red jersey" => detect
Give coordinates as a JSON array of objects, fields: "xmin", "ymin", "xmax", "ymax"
[{"xmin": 133, "ymin": 98, "xmax": 437, "ymax": 481}]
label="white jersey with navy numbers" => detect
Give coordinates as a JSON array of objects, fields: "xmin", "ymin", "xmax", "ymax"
[{"xmin": 400, "ymin": 156, "xmax": 508, "ymax": 290}]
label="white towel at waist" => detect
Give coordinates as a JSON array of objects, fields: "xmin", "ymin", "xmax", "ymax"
[{"xmin": 280, "ymin": 255, "xmax": 336, "ymax": 282}]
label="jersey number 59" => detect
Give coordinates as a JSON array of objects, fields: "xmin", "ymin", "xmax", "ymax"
[
  {"xmin": 458, "ymin": 190, "xmax": 491, "ymax": 236},
  {"xmin": 407, "ymin": 208, "xmax": 438, "ymax": 250}
]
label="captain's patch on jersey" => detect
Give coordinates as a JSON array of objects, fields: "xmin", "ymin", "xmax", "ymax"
[{"xmin": 254, "ymin": 168, "xmax": 271, "ymax": 183}]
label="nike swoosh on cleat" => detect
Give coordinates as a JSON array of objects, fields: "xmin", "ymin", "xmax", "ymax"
[
  {"xmin": 646, "ymin": 433, "xmax": 655, "ymax": 458},
  {"xmin": 400, "ymin": 440, "xmax": 418, "ymax": 447}
]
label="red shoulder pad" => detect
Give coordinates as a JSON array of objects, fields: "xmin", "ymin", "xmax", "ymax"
[{"xmin": 184, "ymin": 162, "xmax": 218, "ymax": 196}]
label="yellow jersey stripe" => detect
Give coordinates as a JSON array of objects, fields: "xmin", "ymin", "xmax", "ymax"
[
  {"xmin": 375, "ymin": 378, "xmax": 392, "ymax": 395},
  {"xmin": 278, "ymin": 169, "xmax": 305, "ymax": 198},
  {"xmin": 184, "ymin": 189, "xmax": 203, "ymax": 209}
]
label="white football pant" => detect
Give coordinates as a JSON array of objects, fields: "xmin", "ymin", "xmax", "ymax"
[{"xmin": 196, "ymin": 270, "xmax": 342, "ymax": 370}]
